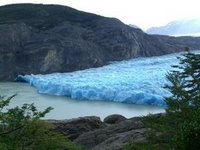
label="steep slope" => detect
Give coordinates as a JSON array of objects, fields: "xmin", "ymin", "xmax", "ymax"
[
  {"xmin": 1, "ymin": 4, "xmax": 200, "ymax": 81},
  {"xmin": 146, "ymin": 18, "xmax": 200, "ymax": 36}
]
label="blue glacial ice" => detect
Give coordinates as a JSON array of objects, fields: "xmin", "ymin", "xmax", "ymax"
[{"xmin": 16, "ymin": 51, "xmax": 200, "ymax": 106}]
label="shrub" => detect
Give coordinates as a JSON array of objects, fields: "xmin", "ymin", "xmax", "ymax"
[{"xmin": 0, "ymin": 94, "xmax": 82, "ymax": 150}]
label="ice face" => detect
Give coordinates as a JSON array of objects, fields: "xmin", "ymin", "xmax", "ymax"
[{"xmin": 16, "ymin": 51, "xmax": 199, "ymax": 106}]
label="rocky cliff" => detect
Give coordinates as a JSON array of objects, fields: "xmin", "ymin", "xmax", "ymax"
[{"xmin": 1, "ymin": 4, "xmax": 200, "ymax": 81}]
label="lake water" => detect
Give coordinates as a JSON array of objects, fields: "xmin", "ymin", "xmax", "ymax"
[{"xmin": 0, "ymin": 82, "xmax": 165, "ymax": 120}]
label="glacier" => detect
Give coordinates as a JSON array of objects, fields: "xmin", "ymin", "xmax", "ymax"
[{"xmin": 16, "ymin": 51, "xmax": 199, "ymax": 106}]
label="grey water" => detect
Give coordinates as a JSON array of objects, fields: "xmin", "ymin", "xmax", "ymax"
[{"xmin": 0, "ymin": 82, "xmax": 165, "ymax": 120}]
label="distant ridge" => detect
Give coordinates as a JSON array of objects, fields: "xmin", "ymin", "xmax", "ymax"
[
  {"xmin": 146, "ymin": 18, "xmax": 200, "ymax": 36},
  {"xmin": 1, "ymin": 4, "xmax": 200, "ymax": 81}
]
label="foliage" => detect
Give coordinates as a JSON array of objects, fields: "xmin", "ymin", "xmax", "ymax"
[
  {"xmin": 145, "ymin": 50, "xmax": 200, "ymax": 149},
  {"xmin": 0, "ymin": 94, "xmax": 82, "ymax": 150},
  {"xmin": 124, "ymin": 50, "xmax": 200, "ymax": 149}
]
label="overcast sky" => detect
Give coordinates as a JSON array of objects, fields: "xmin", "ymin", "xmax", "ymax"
[{"xmin": 0, "ymin": 0, "xmax": 200, "ymax": 30}]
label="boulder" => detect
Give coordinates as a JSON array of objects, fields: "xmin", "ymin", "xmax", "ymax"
[
  {"xmin": 103, "ymin": 114, "xmax": 127, "ymax": 124},
  {"xmin": 48, "ymin": 116, "xmax": 103, "ymax": 140},
  {"xmin": 49, "ymin": 114, "xmax": 166, "ymax": 149},
  {"xmin": 74, "ymin": 116, "xmax": 145, "ymax": 149}
]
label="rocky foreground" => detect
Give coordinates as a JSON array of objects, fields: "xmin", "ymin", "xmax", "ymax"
[{"xmin": 48, "ymin": 114, "xmax": 153, "ymax": 150}]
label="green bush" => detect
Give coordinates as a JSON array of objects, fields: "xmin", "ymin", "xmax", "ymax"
[{"xmin": 0, "ymin": 95, "xmax": 82, "ymax": 150}]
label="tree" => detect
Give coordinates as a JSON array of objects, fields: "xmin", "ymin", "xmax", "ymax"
[
  {"xmin": 0, "ymin": 95, "xmax": 82, "ymax": 150},
  {"xmin": 145, "ymin": 50, "xmax": 200, "ymax": 149},
  {"xmin": 124, "ymin": 50, "xmax": 200, "ymax": 149}
]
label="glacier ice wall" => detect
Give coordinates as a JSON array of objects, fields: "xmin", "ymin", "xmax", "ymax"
[{"xmin": 17, "ymin": 51, "xmax": 199, "ymax": 106}]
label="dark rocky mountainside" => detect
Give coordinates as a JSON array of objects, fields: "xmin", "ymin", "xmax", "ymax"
[{"xmin": 1, "ymin": 4, "xmax": 200, "ymax": 81}]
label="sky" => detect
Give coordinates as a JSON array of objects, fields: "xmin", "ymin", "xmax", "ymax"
[{"xmin": 0, "ymin": 0, "xmax": 200, "ymax": 30}]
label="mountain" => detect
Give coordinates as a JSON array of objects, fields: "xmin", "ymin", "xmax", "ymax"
[
  {"xmin": 128, "ymin": 24, "xmax": 141, "ymax": 29},
  {"xmin": 1, "ymin": 4, "xmax": 200, "ymax": 81},
  {"xmin": 146, "ymin": 18, "xmax": 200, "ymax": 36}
]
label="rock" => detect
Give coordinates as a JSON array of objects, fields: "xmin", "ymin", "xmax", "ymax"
[
  {"xmin": 74, "ymin": 116, "xmax": 145, "ymax": 149},
  {"xmin": 103, "ymin": 114, "xmax": 127, "ymax": 124},
  {"xmin": 49, "ymin": 114, "xmax": 166, "ymax": 149},
  {"xmin": 93, "ymin": 128, "xmax": 147, "ymax": 150},
  {"xmin": 1, "ymin": 4, "xmax": 200, "ymax": 81},
  {"xmin": 48, "ymin": 116, "xmax": 103, "ymax": 140}
]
